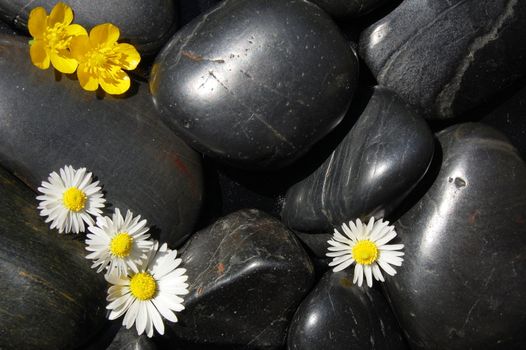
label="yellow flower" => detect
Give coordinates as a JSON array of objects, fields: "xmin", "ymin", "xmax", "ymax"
[
  {"xmin": 28, "ymin": 2, "xmax": 87, "ymax": 73},
  {"xmin": 70, "ymin": 23, "xmax": 141, "ymax": 95}
]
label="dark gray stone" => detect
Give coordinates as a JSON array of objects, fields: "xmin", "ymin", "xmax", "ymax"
[
  {"xmin": 0, "ymin": 35, "xmax": 203, "ymax": 247},
  {"xmin": 0, "ymin": 166, "xmax": 107, "ymax": 350},
  {"xmin": 170, "ymin": 209, "xmax": 315, "ymax": 349},
  {"xmin": 387, "ymin": 123, "xmax": 526, "ymax": 348},
  {"xmin": 178, "ymin": 0, "xmax": 222, "ymax": 26},
  {"xmin": 360, "ymin": 0, "xmax": 526, "ymax": 119},
  {"xmin": 150, "ymin": 0, "xmax": 358, "ymax": 169},
  {"xmin": 106, "ymin": 327, "xmax": 156, "ymax": 350},
  {"xmin": 310, "ymin": 0, "xmax": 391, "ymax": 18},
  {"xmin": 281, "ymin": 87, "xmax": 434, "ymax": 232},
  {"xmin": 288, "ymin": 270, "xmax": 407, "ymax": 350},
  {"xmin": 0, "ymin": 0, "xmax": 177, "ymax": 54}
]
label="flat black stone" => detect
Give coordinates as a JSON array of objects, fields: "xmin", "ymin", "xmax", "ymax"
[
  {"xmin": 288, "ymin": 270, "xmax": 407, "ymax": 350},
  {"xmin": 0, "ymin": 0, "xmax": 177, "ymax": 54},
  {"xmin": 168, "ymin": 209, "xmax": 315, "ymax": 349},
  {"xmin": 360, "ymin": 0, "xmax": 526, "ymax": 119},
  {"xmin": 0, "ymin": 35, "xmax": 203, "ymax": 247},
  {"xmin": 282, "ymin": 87, "xmax": 434, "ymax": 232},
  {"xmin": 106, "ymin": 327, "xmax": 156, "ymax": 350},
  {"xmin": 177, "ymin": 0, "xmax": 222, "ymax": 27},
  {"xmin": 387, "ymin": 123, "xmax": 526, "ymax": 348},
  {"xmin": 150, "ymin": 0, "xmax": 358, "ymax": 169},
  {"xmin": 309, "ymin": 0, "xmax": 391, "ymax": 18},
  {"xmin": 0, "ymin": 166, "xmax": 107, "ymax": 350}
]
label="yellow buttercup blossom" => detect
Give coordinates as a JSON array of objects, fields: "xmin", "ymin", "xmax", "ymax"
[
  {"xmin": 28, "ymin": 2, "xmax": 87, "ymax": 73},
  {"xmin": 70, "ymin": 23, "xmax": 141, "ymax": 95}
]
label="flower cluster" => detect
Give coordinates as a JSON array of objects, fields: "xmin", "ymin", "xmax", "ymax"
[
  {"xmin": 28, "ymin": 2, "xmax": 140, "ymax": 95},
  {"xmin": 326, "ymin": 217, "xmax": 405, "ymax": 287},
  {"xmin": 37, "ymin": 165, "xmax": 188, "ymax": 337}
]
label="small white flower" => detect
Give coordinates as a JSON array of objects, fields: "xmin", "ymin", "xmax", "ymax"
[
  {"xmin": 326, "ymin": 217, "xmax": 404, "ymax": 287},
  {"xmin": 36, "ymin": 165, "xmax": 105, "ymax": 233},
  {"xmin": 86, "ymin": 208, "xmax": 154, "ymax": 277},
  {"xmin": 106, "ymin": 241, "xmax": 189, "ymax": 337}
]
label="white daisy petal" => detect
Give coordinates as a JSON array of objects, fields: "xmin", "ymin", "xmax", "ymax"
[
  {"xmin": 372, "ymin": 263, "xmax": 385, "ymax": 282},
  {"xmin": 332, "ymin": 258, "xmax": 354, "ymax": 272},
  {"xmin": 326, "ymin": 250, "xmax": 350, "ymax": 258},
  {"xmin": 106, "ymin": 242, "xmax": 188, "ymax": 337},
  {"xmin": 36, "ymin": 165, "xmax": 105, "ymax": 234},
  {"xmin": 364, "ymin": 265, "xmax": 373, "ymax": 288}
]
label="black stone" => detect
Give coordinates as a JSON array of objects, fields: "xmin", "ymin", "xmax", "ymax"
[
  {"xmin": 0, "ymin": 0, "xmax": 177, "ymax": 54},
  {"xmin": 360, "ymin": 0, "xmax": 526, "ymax": 119},
  {"xmin": 309, "ymin": 0, "xmax": 391, "ymax": 18},
  {"xmin": 387, "ymin": 123, "xmax": 526, "ymax": 348},
  {"xmin": 0, "ymin": 35, "xmax": 203, "ymax": 247},
  {"xmin": 169, "ymin": 209, "xmax": 315, "ymax": 349},
  {"xmin": 150, "ymin": 0, "xmax": 358, "ymax": 169},
  {"xmin": 481, "ymin": 84, "xmax": 526, "ymax": 161},
  {"xmin": 106, "ymin": 327, "xmax": 156, "ymax": 350},
  {"xmin": 282, "ymin": 87, "xmax": 434, "ymax": 232},
  {"xmin": 0, "ymin": 166, "xmax": 107, "ymax": 350},
  {"xmin": 288, "ymin": 270, "xmax": 407, "ymax": 350},
  {"xmin": 177, "ymin": 0, "xmax": 222, "ymax": 27}
]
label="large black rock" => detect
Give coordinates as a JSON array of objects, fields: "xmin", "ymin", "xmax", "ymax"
[
  {"xmin": 282, "ymin": 87, "xmax": 434, "ymax": 232},
  {"xmin": 0, "ymin": 0, "xmax": 177, "ymax": 54},
  {"xmin": 309, "ymin": 0, "xmax": 391, "ymax": 18},
  {"xmin": 387, "ymin": 123, "xmax": 526, "ymax": 348},
  {"xmin": 169, "ymin": 209, "xmax": 315, "ymax": 349},
  {"xmin": 360, "ymin": 0, "xmax": 526, "ymax": 119},
  {"xmin": 288, "ymin": 270, "xmax": 407, "ymax": 350},
  {"xmin": 0, "ymin": 166, "xmax": 107, "ymax": 350},
  {"xmin": 150, "ymin": 0, "xmax": 358, "ymax": 169},
  {"xmin": 0, "ymin": 35, "xmax": 203, "ymax": 247}
]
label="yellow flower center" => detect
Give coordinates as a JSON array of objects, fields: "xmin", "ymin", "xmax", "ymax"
[
  {"xmin": 130, "ymin": 272, "xmax": 157, "ymax": 301},
  {"xmin": 84, "ymin": 45, "xmax": 121, "ymax": 73},
  {"xmin": 44, "ymin": 23, "xmax": 71, "ymax": 51},
  {"xmin": 109, "ymin": 233, "xmax": 133, "ymax": 258},
  {"xmin": 62, "ymin": 187, "xmax": 87, "ymax": 212},
  {"xmin": 352, "ymin": 240, "xmax": 379, "ymax": 265}
]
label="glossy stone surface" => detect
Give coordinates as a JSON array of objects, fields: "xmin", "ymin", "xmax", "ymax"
[
  {"xmin": 288, "ymin": 270, "xmax": 407, "ymax": 350},
  {"xmin": 387, "ymin": 123, "xmax": 526, "ymax": 348},
  {"xmin": 0, "ymin": 166, "xmax": 107, "ymax": 350},
  {"xmin": 0, "ymin": 0, "xmax": 176, "ymax": 54},
  {"xmin": 178, "ymin": 0, "xmax": 222, "ymax": 26},
  {"xmin": 170, "ymin": 209, "xmax": 315, "ymax": 349},
  {"xmin": 310, "ymin": 0, "xmax": 391, "ymax": 18},
  {"xmin": 282, "ymin": 87, "xmax": 434, "ymax": 232},
  {"xmin": 0, "ymin": 35, "xmax": 203, "ymax": 247},
  {"xmin": 106, "ymin": 327, "xmax": 156, "ymax": 350},
  {"xmin": 150, "ymin": 0, "xmax": 358, "ymax": 169},
  {"xmin": 360, "ymin": 0, "xmax": 526, "ymax": 119}
]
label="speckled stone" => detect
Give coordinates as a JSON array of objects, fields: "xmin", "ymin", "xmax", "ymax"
[
  {"xmin": 0, "ymin": 35, "xmax": 203, "ymax": 247},
  {"xmin": 288, "ymin": 270, "xmax": 407, "ymax": 350},
  {"xmin": 0, "ymin": 166, "xmax": 107, "ymax": 350},
  {"xmin": 387, "ymin": 123, "xmax": 526, "ymax": 348},
  {"xmin": 360, "ymin": 0, "xmax": 526, "ymax": 119},
  {"xmin": 281, "ymin": 87, "xmax": 434, "ymax": 232},
  {"xmin": 309, "ymin": 0, "xmax": 391, "ymax": 18},
  {"xmin": 150, "ymin": 0, "xmax": 358, "ymax": 169},
  {"xmin": 169, "ymin": 209, "xmax": 315, "ymax": 349},
  {"xmin": 0, "ymin": 0, "xmax": 177, "ymax": 54}
]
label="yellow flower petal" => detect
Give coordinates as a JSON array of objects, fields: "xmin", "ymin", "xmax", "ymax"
[
  {"xmin": 48, "ymin": 2, "xmax": 74, "ymax": 26},
  {"xmin": 100, "ymin": 69, "xmax": 130, "ymax": 95},
  {"xmin": 69, "ymin": 35, "xmax": 91, "ymax": 61},
  {"xmin": 50, "ymin": 51, "xmax": 78, "ymax": 74},
  {"xmin": 28, "ymin": 7, "xmax": 47, "ymax": 39},
  {"xmin": 90, "ymin": 23, "xmax": 120, "ymax": 46},
  {"xmin": 30, "ymin": 40, "xmax": 50, "ymax": 69},
  {"xmin": 116, "ymin": 43, "xmax": 141, "ymax": 70},
  {"xmin": 64, "ymin": 24, "xmax": 88, "ymax": 38},
  {"xmin": 77, "ymin": 64, "xmax": 100, "ymax": 91}
]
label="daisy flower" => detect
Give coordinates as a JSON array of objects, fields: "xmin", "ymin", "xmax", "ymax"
[
  {"xmin": 37, "ymin": 165, "xmax": 105, "ymax": 233},
  {"xmin": 86, "ymin": 208, "xmax": 154, "ymax": 277},
  {"xmin": 106, "ymin": 242, "xmax": 189, "ymax": 337},
  {"xmin": 326, "ymin": 217, "xmax": 404, "ymax": 287}
]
